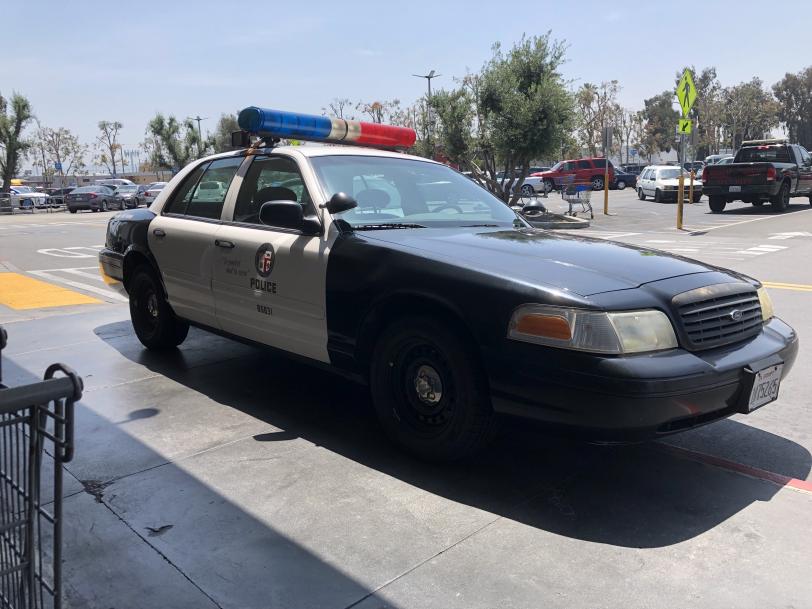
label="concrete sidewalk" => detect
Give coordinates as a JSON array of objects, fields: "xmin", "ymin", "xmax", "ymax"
[{"xmin": 2, "ymin": 307, "xmax": 811, "ymax": 609}]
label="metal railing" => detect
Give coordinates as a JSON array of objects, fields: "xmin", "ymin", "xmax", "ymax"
[{"xmin": 0, "ymin": 328, "xmax": 82, "ymax": 609}]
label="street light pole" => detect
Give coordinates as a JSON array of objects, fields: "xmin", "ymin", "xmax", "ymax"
[{"xmin": 413, "ymin": 70, "xmax": 441, "ymax": 155}]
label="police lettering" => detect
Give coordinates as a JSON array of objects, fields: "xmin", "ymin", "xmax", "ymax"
[{"xmin": 250, "ymin": 278, "xmax": 278, "ymax": 293}]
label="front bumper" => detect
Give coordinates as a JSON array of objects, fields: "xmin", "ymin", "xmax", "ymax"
[
  {"xmin": 660, "ymin": 188, "xmax": 701, "ymax": 201},
  {"xmin": 98, "ymin": 248, "xmax": 127, "ymax": 296},
  {"xmin": 487, "ymin": 318, "xmax": 798, "ymax": 441}
]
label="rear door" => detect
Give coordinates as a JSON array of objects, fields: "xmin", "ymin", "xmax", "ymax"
[{"xmin": 148, "ymin": 157, "xmax": 243, "ymax": 328}]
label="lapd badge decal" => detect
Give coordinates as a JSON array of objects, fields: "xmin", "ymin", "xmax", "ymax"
[{"xmin": 255, "ymin": 243, "xmax": 275, "ymax": 277}]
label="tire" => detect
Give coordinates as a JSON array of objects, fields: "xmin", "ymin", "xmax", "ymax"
[
  {"xmin": 101, "ymin": 200, "xmax": 108, "ymax": 211},
  {"xmin": 369, "ymin": 316, "xmax": 496, "ymax": 461},
  {"xmin": 616, "ymin": 180, "xmax": 626, "ymax": 190},
  {"xmin": 771, "ymin": 181, "xmax": 790, "ymax": 212},
  {"xmin": 520, "ymin": 183, "xmax": 534, "ymax": 197},
  {"xmin": 654, "ymin": 189, "xmax": 662, "ymax": 203},
  {"xmin": 692, "ymin": 193, "xmax": 702, "ymax": 203},
  {"xmin": 69, "ymin": 208, "xmax": 77, "ymax": 214},
  {"xmin": 709, "ymin": 196, "xmax": 726, "ymax": 213},
  {"xmin": 637, "ymin": 188, "xmax": 646, "ymax": 201},
  {"xmin": 752, "ymin": 200, "xmax": 765, "ymax": 207},
  {"xmin": 129, "ymin": 267, "xmax": 189, "ymax": 350},
  {"xmin": 591, "ymin": 176, "xmax": 604, "ymax": 190},
  {"xmin": 544, "ymin": 179, "xmax": 555, "ymax": 193}
]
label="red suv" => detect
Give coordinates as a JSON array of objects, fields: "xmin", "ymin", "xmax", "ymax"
[{"xmin": 532, "ymin": 157, "xmax": 615, "ymax": 191}]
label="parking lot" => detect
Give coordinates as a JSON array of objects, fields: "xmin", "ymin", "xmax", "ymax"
[{"xmin": 1, "ymin": 195, "xmax": 811, "ymax": 609}]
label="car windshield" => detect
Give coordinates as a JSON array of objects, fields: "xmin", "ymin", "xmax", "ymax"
[
  {"xmin": 548, "ymin": 162, "xmax": 562, "ymax": 172},
  {"xmin": 310, "ymin": 155, "xmax": 521, "ymax": 229},
  {"xmin": 658, "ymin": 168, "xmax": 683, "ymax": 179},
  {"xmin": 736, "ymin": 146, "xmax": 792, "ymax": 163},
  {"xmin": 13, "ymin": 186, "xmax": 33, "ymax": 193}
]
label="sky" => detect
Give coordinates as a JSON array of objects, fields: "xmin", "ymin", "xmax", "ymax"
[{"xmin": 4, "ymin": 0, "xmax": 811, "ymax": 172}]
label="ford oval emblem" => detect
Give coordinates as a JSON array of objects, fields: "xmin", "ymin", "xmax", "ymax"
[{"xmin": 729, "ymin": 309, "xmax": 743, "ymax": 322}]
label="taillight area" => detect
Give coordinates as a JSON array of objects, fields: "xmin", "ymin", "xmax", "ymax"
[
  {"xmin": 89, "ymin": 193, "xmax": 97, "ymax": 199},
  {"xmin": 766, "ymin": 167, "xmax": 777, "ymax": 181}
]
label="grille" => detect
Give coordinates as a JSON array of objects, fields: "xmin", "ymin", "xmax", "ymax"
[{"xmin": 673, "ymin": 283, "xmax": 763, "ymax": 350}]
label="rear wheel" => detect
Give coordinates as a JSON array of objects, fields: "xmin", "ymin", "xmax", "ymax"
[
  {"xmin": 771, "ymin": 182, "xmax": 790, "ymax": 212},
  {"xmin": 637, "ymin": 188, "xmax": 646, "ymax": 201},
  {"xmin": 69, "ymin": 208, "xmax": 77, "ymax": 214},
  {"xmin": 129, "ymin": 267, "xmax": 189, "ymax": 350},
  {"xmin": 616, "ymin": 180, "xmax": 626, "ymax": 190},
  {"xmin": 709, "ymin": 196, "xmax": 726, "ymax": 213},
  {"xmin": 370, "ymin": 316, "xmax": 496, "ymax": 461},
  {"xmin": 692, "ymin": 192, "xmax": 702, "ymax": 203},
  {"xmin": 544, "ymin": 179, "xmax": 555, "ymax": 193},
  {"xmin": 591, "ymin": 176, "xmax": 604, "ymax": 190},
  {"xmin": 101, "ymin": 200, "xmax": 108, "ymax": 211},
  {"xmin": 752, "ymin": 200, "xmax": 765, "ymax": 207},
  {"xmin": 520, "ymin": 183, "xmax": 534, "ymax": 197}
]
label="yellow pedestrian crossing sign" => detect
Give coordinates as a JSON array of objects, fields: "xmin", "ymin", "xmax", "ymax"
[
  {"xmin": 676, "ymin": 69, "xmax": 697, "ymax": 117},
  {"xmin": 678, "ymin": 118, "xmax": 692, "ymax": 134}
]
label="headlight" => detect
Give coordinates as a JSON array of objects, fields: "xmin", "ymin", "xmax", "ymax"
[
  {"xmin": 757, "ymin": 286, "xmax": 774, "ymax": 321},
  {"xmin": 508, "ymin": 305, "xmax": 678, "ymax": 354}
]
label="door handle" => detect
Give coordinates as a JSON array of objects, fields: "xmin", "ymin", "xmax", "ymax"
[
  {"xmin": 215, "ymin": 239, "xmax": 235, "ymax": 249},
  {"xmin": 153, "ymin": 228, "xmax": 166, "ymax": 237}
]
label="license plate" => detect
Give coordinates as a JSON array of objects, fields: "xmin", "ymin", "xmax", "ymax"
[
  {"xmin": 746, "ymin": 363, "xmax": 783, "ymax": 412},
  {"xmin": 729, "ymin": 185, "xmax": 741, "ymax": 193}
]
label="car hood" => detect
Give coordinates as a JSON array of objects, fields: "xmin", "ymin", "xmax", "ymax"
[{"xmin": 359, "ymin": 227, "xmax": 718, "ymax": 297}]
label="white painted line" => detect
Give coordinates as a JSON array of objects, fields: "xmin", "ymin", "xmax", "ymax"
[
  {"xmin": 62, "ymin": 268, "xmax": 105, "ymax": 282},
  {"xmin": 686, "ymin": 207, "xmax": 812, "ymax": 235},
  {"xmin": 668, "ymin": 248, "xmax": 699, "ymax": 252},
  {"xmin": 645, "ymin": 240, "xmax": 675, "ymax": 243},
  {"xmin": 28, "ymin": 270, "xmax": 128, "ymax": 303}
]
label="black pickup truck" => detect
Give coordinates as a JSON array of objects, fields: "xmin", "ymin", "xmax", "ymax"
[{"xmin": 701, "ymin": 139, "xmax": 812, "ymax": 213}]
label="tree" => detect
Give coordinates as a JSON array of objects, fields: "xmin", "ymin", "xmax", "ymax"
[
  {"xmin": 617, "ymin": 107, "xmax": 639, "ymax": 164},
  {"xmin": 356, "ymin": 99, "xmax": 402, "ymax": 124},
  {"xmin": 575, "ymin": 81, "xmax": 620, "ymax": 156},
  {"xmin": 430, "ymin": 34, "xmax": 574, "ymax": 204},
  {"xmin": 773, "ymin": 67, "xmax": 812, "ymax": 149},
  {"xmin": 146, "ymin": 113, "xmax": 212, "ymax": 172},
  {"xmin": 722, "ymin": 78, "xmax": 779, "ymax": 149},
  {"xmin": 96, "ymin": 120, "xmax": 122, "ymax": 176},
  {"xmin": 640, "ymin": 91, "xmax": 680, "ymax": 158},
  {"xmin": 0, "ymin": 92, "xmax": 34, "ymax": 192},
  {"xmin": 40, "ymin": 126, "xmax": 87, "ymax": 178},
  {"xmin": 321, "ymin": 97, "xmax": 355, "ymax": 120},
  {"xmin": 212, "ymin": 113, "xmax": 239, "ymax": 153}
]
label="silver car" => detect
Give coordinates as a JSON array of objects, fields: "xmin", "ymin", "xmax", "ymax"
[{"xmin": 142, "ymin": 182, "xmax": 168, "ymax": 205}]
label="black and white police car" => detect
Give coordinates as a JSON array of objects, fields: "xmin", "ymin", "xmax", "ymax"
[{"xmin": 99, "ymin": 106, "xmax": 798, "ymax": 460}]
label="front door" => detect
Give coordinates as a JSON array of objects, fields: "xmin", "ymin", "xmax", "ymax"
[
  {"xmin": 212, "ymin": 154, "xmax": 330, "ymax": 363},
  {"xmin": 148, "ymin": 157, "xmax": 243, "ymax": 328}
]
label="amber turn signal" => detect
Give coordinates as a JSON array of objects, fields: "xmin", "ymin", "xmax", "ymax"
[{"xmin": 515, "ymin": 314, "xmax": 572, "ymax": 340}]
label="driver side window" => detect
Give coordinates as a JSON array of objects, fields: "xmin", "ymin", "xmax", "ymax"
[{"xmin": 232, "ymin": 156, "xmax": 313, "ymax": 225}]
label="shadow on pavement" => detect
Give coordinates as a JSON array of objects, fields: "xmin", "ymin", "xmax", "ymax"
[
  {"xmin": 1, "ymin": 355, "xmax": 403, "ymax": 609},
  {"xmin": 96, "ymin": 321, "xmax": 811, "ymax": 550},
  {"xmin": 702, "ymin": 201, "xmax": 812, "ymax": 216}
]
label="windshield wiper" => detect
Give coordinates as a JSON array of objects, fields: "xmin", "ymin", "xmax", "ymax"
[
  {"xmin": 354, "ymin": 223, "xmax": 426, "ymax": 230},
  {"xmin": 465, "ymin": 223, "xmax": 501, "ymax": 227}
]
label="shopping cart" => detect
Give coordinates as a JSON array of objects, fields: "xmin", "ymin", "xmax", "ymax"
[
  {"xmin": 0, "ymin": 327, "xmax": 82, "ymax": 609},
  {"xmin": 560, "ymin": 175, "xmax": 594, "ymax": 218}
]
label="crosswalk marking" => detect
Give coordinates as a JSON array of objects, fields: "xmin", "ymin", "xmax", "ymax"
[{"xmin": 28, "ymin": 266, "xmax": 128, "ymax": 303}]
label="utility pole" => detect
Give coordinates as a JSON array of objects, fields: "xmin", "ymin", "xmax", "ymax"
[
  {"xmin": 187, "ymin": 115, "xmax": 208, "ymax": 155},
  {"xmin": 413, "ymin": 70, "xmax": 440, "ymax": 156}
]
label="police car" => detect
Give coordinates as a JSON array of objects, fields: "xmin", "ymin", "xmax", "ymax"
[{"xmin": 99, "ymin": 106, "xmax": 798, "ymax": 460}]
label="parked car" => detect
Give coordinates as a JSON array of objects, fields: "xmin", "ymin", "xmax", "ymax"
[
  {"xmin": 95, "ymin": 178, "xmax": 135, "ymax": 189},
  {"xmin": 142, "ymin": 182, "xmax": 168, "ymax": 205},
  {"xmin": 716, "ymin": 155, "xmax": 735, "ymax": 165},
  {"xmin": 532, "ymin": 158, "xmax": 615, "ymax": 191},
  {"xmin": 701, "ymin": 139, "xmax": 812, "ymax": 213},
  {"xmin": 620, "ymin": 163, "xmax": 647, "ymax": 175},
  {"xmin": 683, "ymin": 161, "xmax": 705, "ymax": 174},
  {"xmin": 612, "ymin": 167, "xmax": 637, "ymax": 190},
  {"xmin": 45, "ymin": 187, "xmax": 75, "ymax": 207},
  {"xmin": 636, "ymin": 165, "xmax": 702, "ymax": 203},
  {"xmin": 9, "ymin": 186, "xmax": 50, "ymax": 209},
  {"xmin": 65, "ymin": 185, "xmax": 117, "ymax": 213},
  {"xmin": 704, "ymin": 154, "xmax": 727, "ymax": 165},
  {"xmin": 113, "ymin": 184, "xmax": 140, "ymax": 209}
]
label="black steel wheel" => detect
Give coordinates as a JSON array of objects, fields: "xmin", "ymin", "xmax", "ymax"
[
  {"xmin": 129, "ymin": 267, "xmax": 189, "ymax": 350},
  {"xmin": 370, "ymin": 317, "xmax": 496, "ymax": 461}
]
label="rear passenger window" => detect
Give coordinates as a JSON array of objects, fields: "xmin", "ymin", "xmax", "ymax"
[
  {"xmin": 163, "ymin": 158, "xmax": 242, "ymax": 219},
  {"xmin": 593, "ymin": 159, "xmax": 606, "ymax": 168},
  {"xmin": 577, "ymin": 160, "xmax": 591, "ymax": 169}
]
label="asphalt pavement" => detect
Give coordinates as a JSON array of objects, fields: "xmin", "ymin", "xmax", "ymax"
[{"xmin": 0, "ymin": 200, "xmax": 811, "ymax": 609}]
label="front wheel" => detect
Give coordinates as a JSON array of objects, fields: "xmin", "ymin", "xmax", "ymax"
[
  {"xmin": 709, "ymin": 196, "xmax": 726, "ymax": 213},
  {"xmin": 129, "ymin": 267, "xmax": 189, "ymax": 350},
  {"xmin": 544, "ymin": 179, "xmax": 555, "ymax": 193},
  {"xmin": 771, "ymin": 182, "xmax": 790, "ymax": 212},
  {"xmin": 370, "ymin": 317, "xmax": 496, "ymax": 461},
  {"xmin": 591, "ymin": 176, "xmax": 604, "ymax": 190},
  {"xmin": 101, "ymin": 200, "xmax": 108, "ymax": 211},
  {"xmin": 520, "ymin": 183, "xmax": 534, "ymax": 197},
  {"xmin": 637, "ymin": 188, "xmax": 646, "ymax": 201},
  {"xmin": 616, "ymin": 180, "xmax": 626, "ymax": 191}
]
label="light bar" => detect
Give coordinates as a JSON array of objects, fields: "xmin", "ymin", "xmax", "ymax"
[{"xmin": 238, "ymin": 106, "xmax": 416, "ymax": 149}]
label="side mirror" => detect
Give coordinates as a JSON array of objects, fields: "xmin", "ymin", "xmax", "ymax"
[
  {"xmin": 259, "ymin": 201, "xmax": 320, "ymax": 235},
  {"xmin": 320, "ymin": 192, "xmax": 358, "ymax": 214}
]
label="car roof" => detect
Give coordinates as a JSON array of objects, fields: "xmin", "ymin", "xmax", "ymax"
[{"xmin": 193, "ymin": 144, "xmax": 438, "ymax": 165}]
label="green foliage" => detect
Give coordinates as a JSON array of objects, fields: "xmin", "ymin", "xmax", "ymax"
[
  {"xmin": 722, "ymin": 78, "xmax": 778, "ymax": 149},
  {"xmin": 212, "ymin": 113, "xmax": 239, "ymax": 153},
  {"xmin": 430, "ymin": 33, "xmax": 574, "ymax": 203},
  {"xmin": 640, "ymin": 91, "xmax": 680, "ymax": 156},
  {"xmin": 772, "ymin": 67, "xmax": 812, "ymax": 149},
  {"xmin": 146, "ymin": 113, "xmax": 213, "ymax": 172},
  {"xmin": 0, "ymin": 92, "xmax": 34, "ymax": 191},
  {"xmin": 575, "ymin": 81, "xmax": 620, "ymax": 156}
]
